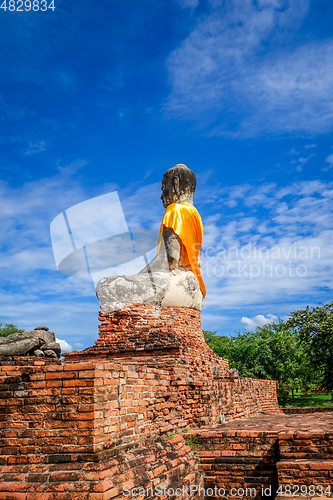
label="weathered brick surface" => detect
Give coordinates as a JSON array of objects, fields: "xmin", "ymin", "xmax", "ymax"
[
  {"xmin": 66, "ymin": 306, "xmax": 230, "ymax": 375},
  {"xmin": 0, "ymin": 358, "xmax": 203, "ymax": 498},
  {"xmin": 191, "ymin": 414, "xmax": 333, "ymax": 498},
  {"xmin": 0, "ymin": 434, "xmax": 203, "ymax": 499},
  {"xmin": 65, "ymin": 305, "xmax": 280, "ymax": 425},
  {"xmin": 0, "ymin": 305, "xmax": 280, "ymax": 498},
  {"xmin": 277, "ymin": 459, "xmax": 333, "ymax": 486},
  {"xmin": 279, "ymin": 431, "xmax": 333, "ymax": 460},
  {"xmin": 283, "ymin": 407, "xmax": 333, "ymax": 414},
  {"xmin": 277, "ymin": 426, "xmax": 333, "ymax": 489},
  {"xmin": 190, "ymin": 429, "xmax": 279, "ymax": 499}
]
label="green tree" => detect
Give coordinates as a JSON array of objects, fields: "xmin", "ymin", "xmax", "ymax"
[
  {"xmin": 0, "ymin": 322, "xmax": 24, "ymax": 337},
  {"xmin": 204, "ymin": 321, "xmax": 313, "ymax": 398},
  {"xmin": 287, "ymin": 302, "xmax": 333, "ymax": 399}
]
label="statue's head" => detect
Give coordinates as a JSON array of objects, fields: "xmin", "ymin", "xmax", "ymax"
[{"xmin": 161, "ymin": 164, "xmax": 197, "ymax": 208}]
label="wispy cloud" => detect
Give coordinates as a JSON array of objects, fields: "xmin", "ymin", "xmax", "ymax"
[
  {"xmin": 0, "ymin": 169, "xmax": 103, "ymax": 346},
  {"xmin": 56, "ymin": 159, "xmax": 88, "ymax": 176},
  {"xmin": 100, "ymin": 69, "xmax": 125, "ymax": 92},
  {"xmin": 296, "ymin": 154, "xmax": 314, "ymax": 172},
  {"xmin": 198, "ymin": 179, "xmax": 333, "ymax": 331},
  {"xmin": 24, "ymin": 140, "xmax": 47, "ymax": 156},
  {"xmin": 54, "ymin": 71, "xmax": 76, "ymax": 89},
  {"xmin": 164, "ymin": 0, "xmax": 333, "ymax": 136},
  {"xmin": 0, "ymin": 95, "xmax": 26, "ymax": 121},
  {"xmin": 323, "ymin": 154, "xmax": 333, "ymax": 171}
]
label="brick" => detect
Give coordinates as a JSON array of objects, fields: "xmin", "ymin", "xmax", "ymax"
[{"xmin": 310, "ymin": 462, "xmax": 333, "ymax": 470}]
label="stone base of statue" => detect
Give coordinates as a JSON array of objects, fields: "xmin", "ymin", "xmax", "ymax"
[{"xmin": 96, "ymin": 268, "xmax": 203, "ymax": 313}]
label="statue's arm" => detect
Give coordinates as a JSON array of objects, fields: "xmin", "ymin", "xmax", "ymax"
[
  {"xmin": 197, "ymin": 246, "xmax": 202, "ymax": 269},
  {"xmin": 162, "ymin": 227, "xmax": 181, "ymax": 269},
  {"xmin": 139, "ymin": 227, "xmax": 181, "ymax": 273}
]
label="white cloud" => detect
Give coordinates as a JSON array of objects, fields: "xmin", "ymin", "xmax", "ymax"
[
  {"xmin": 0, "ymin": 170, "xmax": 112, "ymax": 348},
  {"xmin": 24, "ymin": 140, "xmax": 47, "ymax": 156},
  {"xmin": 165, "ymin": 0, "xmax": 333, "ymax": 135},
  {"xmin": 0, "ymin": 95, "xmax": 26, "ymax": 121},
  {"xmin": 199, "ymin": 179, "xmax": 333, "ymax": 321},
  {"xmin": 241, "ymin": 314, "xmax": 278, "ymax": 330},
  {"xmin": 56, "ymin": 338, "xmax": 73, "ymax": 353},
  {"xmin": 56, "ymin": 159, "xmax": 87, "ymax": 176},
  {"xmin": 323, "ymin": 154, "xmax": 333, "ymax": 171},
  {"xmin": 296, "ymin": 154, "xmax": 314, "ymax": 172},
  {"xmin": 55, "ymin": 70, "xmax": 75, "ymax": 88}
]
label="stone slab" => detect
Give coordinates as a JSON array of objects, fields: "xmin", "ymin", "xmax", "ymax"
[{"xmin": 193, "ymin": 413, "xmax": 333, "ymax": 437}]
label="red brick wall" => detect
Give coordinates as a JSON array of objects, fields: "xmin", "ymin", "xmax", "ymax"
[
  {"xmin": 0, "ymin": 358, "xmax": 204, "ymax": 499},
  {"xmin": 278, "ymin": 429, "xmax": 333, "ymax": 488},
  {"xmin": 194, "ymin": 429, "xmax": 279, "ymax": 499},
  {"xmin": 188, "ymin": 427, "xmax": 333, "ymax": 497},
  {"xmin": 277, "ymin": 459, "xmax": 333, "ymax": 487},
  {"xmin": 0, "ymin": 306, "xmax": 280, "ymax": 498},
  {"xmin": 0, "ymin": 357, "xmax": 279, "ymax": 461},
  {"xmin": 65, "ymin": 305, "xmax": 279, "ymax": 426},
  {"xmin": 278, "ymin": 431, "xmax": 333, "ymax": 461}
]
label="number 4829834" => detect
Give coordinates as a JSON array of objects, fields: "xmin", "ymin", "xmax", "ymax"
[{"xmin": 1, "ymin": 0, "xmax": 55, "ymax": 11}]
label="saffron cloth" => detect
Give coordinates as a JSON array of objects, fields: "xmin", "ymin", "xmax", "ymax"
[{"xmin": 156, "ymin": 202, "xmax": 206, "ymax": 297}]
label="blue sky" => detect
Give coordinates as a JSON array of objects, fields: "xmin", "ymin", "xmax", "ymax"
[{"xmin": 1, "ymin": 0, "xmax": 333, "ymax": 351}]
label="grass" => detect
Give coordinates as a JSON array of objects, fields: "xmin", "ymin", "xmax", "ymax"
[
  {"xmin": 285, "ymin": 391, "xmax": 333, "ymax": 408},
  {"xmin": 185, "ymin": 435, "xmax": 199, "ymax": 454}
]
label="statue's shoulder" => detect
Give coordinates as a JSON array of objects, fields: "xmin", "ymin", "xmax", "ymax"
[
  {"xmin": 178, "ymin": 202, "xmax": 201, "ymax": 220},
  {"xmin": 163, "ymin": 203, "xmax": 202, "ymax": 231},
  {"xmin": 170, "ymin": 202, "xmax": 197, "ymax": 214}
]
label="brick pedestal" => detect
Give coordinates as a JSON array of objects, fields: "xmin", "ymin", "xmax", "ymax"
[{"xmin": 65, "ymin": 305, "xmax": 230, "ymax": 377}]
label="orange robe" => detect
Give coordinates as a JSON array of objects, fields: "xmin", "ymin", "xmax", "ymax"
[{"xmin": 157, "ymin": 202, "xmax": 206, "ymax": 297}]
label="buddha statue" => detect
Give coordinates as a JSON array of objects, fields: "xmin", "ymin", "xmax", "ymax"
[
  {"xmin": 96, "ymin": 164, "xmax": 205, "ymax": 312},
  {"xmin": 139, "ymin": 164, "xmax": 205, "ymax": 297}
]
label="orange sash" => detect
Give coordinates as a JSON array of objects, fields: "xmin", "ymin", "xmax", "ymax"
[{"xmin": 157, "ymin": 202, "xmax": 206, "ymax": 297}]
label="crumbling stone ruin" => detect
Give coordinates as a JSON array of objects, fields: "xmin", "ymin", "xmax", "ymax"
[{"xmin": 0, "ymin": 326, "xmax": 61, "ymax": 358}]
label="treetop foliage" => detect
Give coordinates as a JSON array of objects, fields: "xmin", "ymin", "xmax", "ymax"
[
  {"xmin": 204, "ymin": 300, "xmax": 333, "ymax": 399},
  {"xmin": 203, "ymin": 320, "xmax": 311, "ymax": 388},
  {"xmin": 0, "ymin": 322, "xmax": 24, "ymax": 337},
  {"xmin": 287, "ymin": 301, "xmax": 333, "ymax": 392}
]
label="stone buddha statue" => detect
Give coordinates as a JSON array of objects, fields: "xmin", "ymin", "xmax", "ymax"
[
  {"xmin": 96, "ymin": 164, "xmax": 205, "ymax": 312},
  {"xmin": 139, "ymin": 164, "xmax": 206, "ymax": 295}
]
